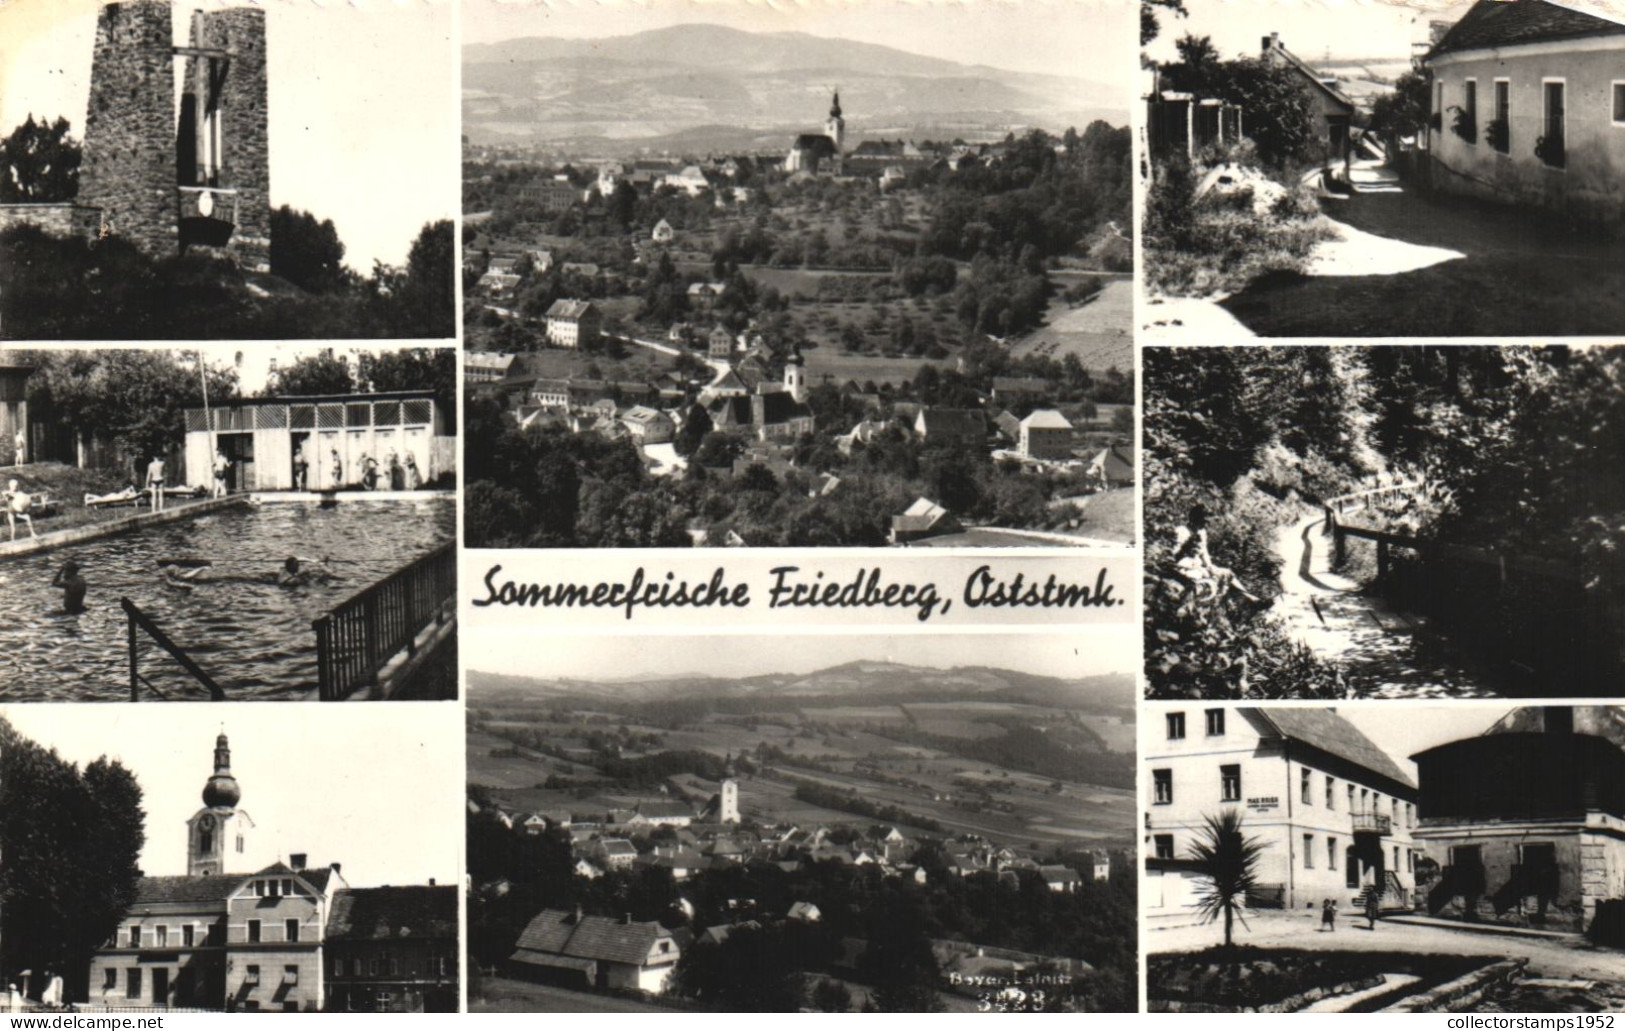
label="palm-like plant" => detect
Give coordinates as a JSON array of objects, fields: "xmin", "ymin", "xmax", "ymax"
[{"xmin": 1189, "ymin": 809, "xmax": 1267, "ymax": 947}]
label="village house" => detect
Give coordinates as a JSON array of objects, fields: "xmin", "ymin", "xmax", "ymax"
[
  {"xmin": 507, "ymin": 909, "xmax": 680, "ymax": 993},
  {"xmin": 889, "ymin": 496, "xmax": 962, "ymax": 544},
  {"xmin": 914, "ymin": 408, "xmax": 988, "ymax": 448},
  {"xmin": 519, "ymin": 178, "xmax": 581, "ymax": 213},
  {"xmin": 659, "ymin": 166, "xmax": 711, "ymax": 197},
  {"xmin": 323, "ymin": 886, "xmax": 458, "ymax": 1013},
  {"xmin": 1019, "ymin": 409, "xmax": 1075, "ymax": 461},
  {"xmin": 1423, "ymin": 0, "xmax": 1625, "ymax": 224},
  {"xmin": 1411, "ymin": 706, "xmax": 1625, "ymax": 931},
  {"xmin": 1144, "ymin": 708, "xmax": 1420, "ymax": 925},
  {"xmin": 1261, "ymin": 33, "xmax": 1357, "ymax": 165},
  {"xmin": 544, "ymin": 299, "xmax": 602, "ymax": 349},
  {"xmin": 464, "ymin": 352, "xmax": 516, "ymax": 385},
  {"xmin": 1087, "ymin": 444, "xmax": 1136, "ymax": 489},
  {"xmin": 619, "ymin": 406, "xmax": 675, "ymax": 445},
  {"xmin": 651, "ymin": 219, "xmax": 674, "ymax": 243},
  {"xmin": 707, "ymin": 325, "xmax": 735, "ymax": 360},
  {"xmin": 991, "ymin": 376, "xmax": 1051, "ymax": 406}
]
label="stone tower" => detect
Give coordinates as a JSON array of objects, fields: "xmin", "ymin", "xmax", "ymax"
[
  {"xmin": 77, "ymin": 1, "xmax": 271, "ymax": 269},
  {"xmin": 825, "ymin": 91, "xmax": 845, "ymax": 176},
  {"xmin": 719, "ymin": 753, "xmax": 740, "ymax": 824},
  {"xmin": 187, "ymin": 731, "xmax": 256, "ymax": 876},
  {"xmin": 78, "ymin": 1, "xmax": 178, "ymax": 257}
]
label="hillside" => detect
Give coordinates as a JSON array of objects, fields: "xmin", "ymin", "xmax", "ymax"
[
  {"xmin": 466, "ymin": 661, "xmax": 1135, "ymax": 715},
  {"xmin": 462, "ymin": 24, "xmax": 1122, "ymax": 146}
]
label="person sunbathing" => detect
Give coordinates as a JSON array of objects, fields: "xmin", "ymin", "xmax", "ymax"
[{"xmin": 85, "ymin": 484, "xmax": 141, "ymax": 506}]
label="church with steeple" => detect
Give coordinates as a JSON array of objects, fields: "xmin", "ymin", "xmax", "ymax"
[
  {"xmin": 699, "ymin": 753, "xmax": 742, "ymax": 824},
  {"xmin": 84, "ymin": 731, "xmax": 457, "ymax": 1012},
  {"xmin": 784, "ymin": 90, "xmax": 847, "ymax": 175}
]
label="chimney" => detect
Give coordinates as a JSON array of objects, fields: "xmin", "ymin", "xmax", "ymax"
[
  {"xmin": 1263, "ymin": 32, "xmax": 1280, "ymax": 54},
  {"xmin": 331, "ymin": 862, "xmax": 341, "ymax": 875},
  {"xmin": 429, "ymin": 878, "xmax": 436, "ymax": 886},
  {"xmin": 572, "ymin": 904, "xmax": 584, "ymax": 924},
  {"xmin": 289, "ymin": 853, "xmax": 307, "ymax": 871},
  {"xmin": 622, "ymin": 912, "xmax": 633, "ymax": 925}
]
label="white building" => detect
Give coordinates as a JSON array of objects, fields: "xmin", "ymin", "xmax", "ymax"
[{"xmin": 1144, "ymin": 708, "xmax": 1420, "ymax": 925}]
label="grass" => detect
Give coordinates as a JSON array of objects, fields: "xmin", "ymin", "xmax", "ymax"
[
  {"xmin": 0, "ymin": 463, "xmax": 218, "ymax": 541},
  {"xmin": 1009, "ymin": 277, "xmax": 1132, "ymax": 372}
]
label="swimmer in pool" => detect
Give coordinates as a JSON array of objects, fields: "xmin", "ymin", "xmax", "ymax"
[
  {"xmin": 276, "ymin": 556, "xmax": 337, "ymax": 587},
  {"xmin": 51, "ymin": 560, "xmax": 87, "ymax": 614}
]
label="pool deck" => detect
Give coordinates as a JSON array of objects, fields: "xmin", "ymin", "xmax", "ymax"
[
  {"xmin": 251, "ymin": 489, "xmax": 453, "ymax": 504},
  {"xmin": 0, "ymin": 495, "xmax": 249, "ymax": 563}
]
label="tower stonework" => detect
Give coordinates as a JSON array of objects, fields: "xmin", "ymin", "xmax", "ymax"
[
  {"xmin": 720, "ymin": 753, "xmax": 741, "ymax": 824},
  {"xmin": 182, "ymin": 8, "xmax": 271, "ymax": 269},
  {"xmin": 75, "ymin": 1, "xmax": 272, "ymax": 268},
  {"xmin": 78, "ymin": 1, "xmax": 177, "ymax": 256}
]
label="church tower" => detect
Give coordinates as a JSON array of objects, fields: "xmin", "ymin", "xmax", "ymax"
[
  {"xmin": 186, "ymin": 732, "xmax": 256, "ymax": 876},
  {"xmin": 783, "ymin": 344, "xmax": 807, "ymax": 403},
  {"xmin": 825, "ymin": 91, "xmax": 845, "ymax": 175},
  {"xmin": 719, "ymin": 753, "xmax": 741, "ymax": 824}
]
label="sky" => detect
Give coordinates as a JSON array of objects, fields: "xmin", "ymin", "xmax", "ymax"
[
  {"xmin": 463, "ymin": 0, "xmax": 1136, "ymax": 86},
  {"xmin": 0, "ymin": 703, "xmax": 460, "ymax": 886},
  {"xmin": 466, "ymin": 627, "xmax": 1136, "ymax": 682},
  {"xmin": 1142, "ymin": 0, "xmax": 1474, "ymax": 65},
  {"xmin": 0, "ymin": 0, "xmax": 457, "ymax": 273},
  {"xmin": 1340, "ymin": 704, "xmax": 1512, "ymax": 779}
]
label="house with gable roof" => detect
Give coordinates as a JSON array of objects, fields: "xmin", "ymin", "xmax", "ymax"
[{"xmin": 507, "ymin": 909, "xmax": 680, "ymax": 993}]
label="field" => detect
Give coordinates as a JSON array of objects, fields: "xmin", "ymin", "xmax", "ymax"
[
  {"xmin": 1009, "ymin": 275, "xmax": 1132, "ymax": 372},
  {"xmin": 467, "ymin": 691, "xmax": 1137, "ymax": 849}
]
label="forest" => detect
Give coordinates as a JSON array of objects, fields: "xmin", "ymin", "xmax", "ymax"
[{"xmin": 1144, "ymin": 345, "xmax": 1625, "ymax": 698}]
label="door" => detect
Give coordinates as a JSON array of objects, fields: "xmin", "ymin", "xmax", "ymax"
[
  {"xmin": 317, "ymin": 430, "xmax": 342, "ymax": 488},
  {"xmin": 152, "ymin": 968, "xmax": 169, "ymax": 1006},
  {"xmin": 290, "ymin": 432, "xmax": 311, "ymax": 489},
  {"xmin": 219, "ymin": 432, "xmax": 255, "ymax": 492}
]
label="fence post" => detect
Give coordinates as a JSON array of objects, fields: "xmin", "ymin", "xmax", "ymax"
[
  {"xmin": 128, "ymin": 609, "xmax": 140, "ymax": 702},
  {"xmin": 313, "ymin": 615, "xmax": 332, "ymax": 702}
]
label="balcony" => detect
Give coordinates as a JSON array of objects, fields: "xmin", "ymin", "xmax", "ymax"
[
  {"xmin": 177, "ymin": 186, "xmax": 239, "ymax": 248},
  {"xmin": 1351, "ymin": 811, "xmax": 1392, "ymax": 835}
]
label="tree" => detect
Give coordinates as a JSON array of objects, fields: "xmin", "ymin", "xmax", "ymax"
[
  {"xmin": 674, "ymin": 404, "xmax": 712, "ymax": 458},
  {"xmin": 1189, "ymin": 810, "xmax": 1266, "ymax": 947},
  {"xmin": 395, "ymin": 219, "xmax": 457, "ymax": 338},
  {"xmin": 269, "ymin": 206, "xmax": 347, "ymax": 293},
  {"xmin": 268, "ymin": 352, "xmax": 354, "ymax": 396},
  {"xmin": 0, "ymin": 717, "xmax": 146, "ymax": 1003},
  {"xmin": 0, "ymin": 116, "xmax": 81, "ymax": 202},
  {"xmin": 1370, "ymin": 69, "xmax": 1433, "ymax": 141}
]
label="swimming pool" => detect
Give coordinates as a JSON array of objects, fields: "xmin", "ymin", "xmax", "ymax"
[{"xmin": 0, "ymin": 497, "xmax": 455, "ymax": 701}]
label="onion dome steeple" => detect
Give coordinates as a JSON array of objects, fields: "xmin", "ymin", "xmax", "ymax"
[
  {"xmin": 202, "ymin": 731, "xmax": 241, "ymax": 809},
  {"xmin": 830, "ymin": 90, "xmax": 842, "ymax": 119}
]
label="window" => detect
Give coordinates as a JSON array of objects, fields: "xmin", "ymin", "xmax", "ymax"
[
  {"xmin": 284, "ymin": 965, "xmax": 299, "ymax": 986},
  {"xmin": 1328, "ymin": 837, "xmax": 1338, "ymax": 870},
  {"xmin": 1326, "ymin": 775, "xmax": 1335, "ymax": 810},
  {"xmin": 199, "ymin": 829, "xmax": 213, "ymax": 854},
  {"xmin": 1220, "ymin": 764, "xmax": 1241, "ymax": 802},
  {"xmin": 1347, "ymin": 784, "xmax": 1355, "ymax": 812},
  {"xmin": 253, "ymin": 880, "xmax": 264, "ymax": 898},
  {"xmin": 1543, "ymin": 80, "xmax": 1566, "ymax": 167},
  {"xmin": 183, "ymin": 925, "xmax": 194, "ymax": 948},
  {"xmin": 1205, "ymin": 709, "xmax": 1225, "ymax": 736},
  {"xmin": 1614, "ymin": 81, "xmax": 1625, "ymax": 125},
  {"xmin": 208, "ymin": 923, "xmax": 224, "ymax": 946},
  {"xmin": 236, "ymin": 835, "xmax": 244, "ymax": 853},
  {"xmin": 352, "ymin": 959, "xmax": 362, "ymax": 977},
  {"xmin": 1408, "ymin": 851, "xmax": 1415, "ymax": 873},
  {"xmin": 156, "ymin": 925, "xmax": 168, "ymax": 947},
  {"xmin": 1166, "ymin": 712, "xmax": 1186, "ymax": 740},
  {"xmin": 126, "ymin": 969, "xmax": 142, "ymax": 1000},
  {"xmin": 1463, "ymin": 79, "xmax": 1478, "ymax": 144},
  {"xmin": 286, "ymin": 919, "xmax": 300, "ymax": 943},
  {"xmin": 333, "ymin": 958, "xmax": 344, "ymax": 978},
  {"xmin": 1394, "ymin": 845, "xmax": 1401, "ymax": 871},
  {"xmin": 368, "ymin": 959, "xmax": 379, "ymax": 977},
  {"xmin": 389, "ymin": 958, "xmax": 400, "ymax": 976},
  {"xmin": 282, "ymin": 879, "xmax": 294, "ymax": 897},
  {"xmin": 1303, "ymin": 834, "xmax": 1315, "ymax": 868},
  {"xmin": 128, "ymin": 925, "xmax": 141, "ymax": 948},
  {"xmin": 1407, "ymin": 802, "xmax": 1415, "ymax": 828},
  {"xmin": 1494, "ymin": 79, "xmax": 1511, "ymax": 153},
  {"xmin": 1153, "ymin": 768, "xmax": 1173, "ymax": 804},
  {"xmin": 1300, "ymin": 767, "xmax": 1312, "ymax": 805},
  {"xmin": 245, "ymin": 965, "xmax": 260, "ymax": 987},
  {"xmin": 104, "ymin": 969, "xmax": 117, "ymax": 991},
  {"xmin": 1359, "ymin": 788, "xmax": 1369, "ymax": 812},
  {"xmin": 247, "ymin": 919, "xmax": 261, "ymax": 944}
]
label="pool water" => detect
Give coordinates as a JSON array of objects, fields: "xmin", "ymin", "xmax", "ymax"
[{"xmin": 0, "ymin": 498, "xmax": 454, "ymax": 701}]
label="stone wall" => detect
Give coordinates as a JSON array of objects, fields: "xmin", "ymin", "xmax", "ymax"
[
  {"xmin": 78, "ymin": 1, "xmax": 177, "ymax": 259},
  {"xmin": 0, "ymin": 203, "xmax": 102, "ymax": 241},
  {"xmin": 188, "ymin": 9, "xmax": 271, "ymax": 271}
]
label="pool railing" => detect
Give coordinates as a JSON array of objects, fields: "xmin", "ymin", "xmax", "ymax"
[
  {"xmin": 312, "ymin": 540, "xmax": 456, "ymax": 700},
  {"xmin": 122, "ymin": 597, "xmax": 227, "ymax": 701}
]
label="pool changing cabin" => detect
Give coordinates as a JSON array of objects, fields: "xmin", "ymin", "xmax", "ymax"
[{"xmin": 183, "ymin": 391, "xmax": 453, "ymax": 492}]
